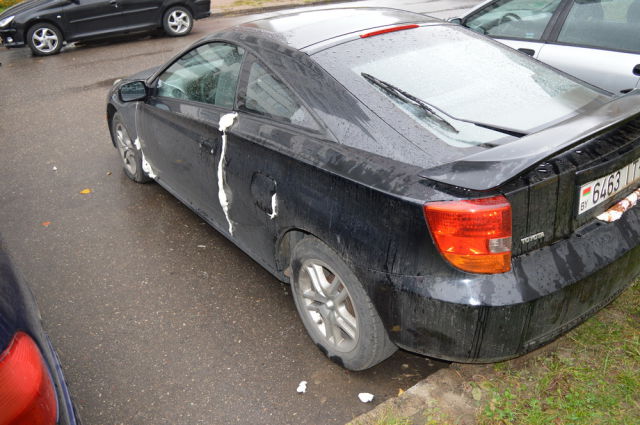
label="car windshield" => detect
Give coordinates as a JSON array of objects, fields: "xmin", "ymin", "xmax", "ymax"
[{"xmin": 313, "ymin": 24, "xmax": 609, "ymax": 148}]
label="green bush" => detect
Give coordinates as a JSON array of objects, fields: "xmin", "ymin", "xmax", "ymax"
[{"xmin": 0, "ymin": 0, "xmax": 21, "ymax": 10}]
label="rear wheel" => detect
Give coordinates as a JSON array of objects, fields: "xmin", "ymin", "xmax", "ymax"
[
  {"xmin": 290, "ymin": 237, "xmax": 396, "ymax": 370},
  {"xmin": 111, "ymin": 113, "xmax": 151, "ymax": 183},
  {"xmin": 27, "ymin": 23, "xmax": 63, "ymax": 56},
  {"xmin": 163, "ymin": 6, "xmax": 193, "ymax": 37}
]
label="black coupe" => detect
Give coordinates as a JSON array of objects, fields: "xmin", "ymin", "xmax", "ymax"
[
  {"xmin": 106, "ymin": 8, "xmax": 640, "ymax": 370},
  {"xmin": 0, "ymin": 0, "xmax": 211, "ymax": 56}
]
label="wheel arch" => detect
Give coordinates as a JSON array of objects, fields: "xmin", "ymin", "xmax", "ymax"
[
  {"xmin": 24, "ymin": 19, "xmax": 65, "ymax": 42},
  {"xmin": 276, "ymin": 227, "xmax": 328, "ymax": 282},
  {"xmin": 107, "ymin": 104, "xmax": 118, "ymax": 147},
  {"xmin": 161, "ymin": 2, "xmax": 194, "ymax": 23}
]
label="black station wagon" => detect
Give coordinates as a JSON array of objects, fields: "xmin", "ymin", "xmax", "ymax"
[
  {"xmin": 0, "ymin": 0, "xmax": 211, "ymax": 56},
  {"xmin": 106, "ymin": 8, "xmax": 640, "ymax": 370}
]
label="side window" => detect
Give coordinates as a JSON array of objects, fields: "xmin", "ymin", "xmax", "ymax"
[
  {"xmin": 465, "ymin": 0, "xmax": 562, "ymax": 39},
  {"xmin": 557, "ymin": 0, "xmax": 640, "ymax": 53},
  {"xmin": 241, "ymin": 61, "xmax": 318, "ymax": 129},
  {"xmin": 156, "ymin": 43, "xmax": 245, "ymax": 108}
]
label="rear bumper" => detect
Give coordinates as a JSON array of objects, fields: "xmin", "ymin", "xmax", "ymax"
[
  {"xmin": 193, "ymin": 0, "xmax": 211, "ymax": 19},
  {"xmin": 360, "ymin": 205, "xmax": 640, "ymax": 362}
]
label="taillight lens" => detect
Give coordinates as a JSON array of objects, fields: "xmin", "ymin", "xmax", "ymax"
[
  {"xmin": 0, "ymin": 332, "xmax": 57, "ymax": 425},
  {"xmin": 424, "ymin": 195, "xmax": 512, "ymax": 274}
]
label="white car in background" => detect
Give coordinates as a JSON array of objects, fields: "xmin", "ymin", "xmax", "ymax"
[{"xmin": 452, "ymin": 0, "xmax": 640, "ymax": 94}]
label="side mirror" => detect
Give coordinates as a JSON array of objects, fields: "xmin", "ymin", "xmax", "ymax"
[
  {"xmin": 119, "ymin": 81, "xmax": 147, "ymax": 102},
  {"xmin": 448, "ymin": 17, "xmax": 463, "ymax": 25}
]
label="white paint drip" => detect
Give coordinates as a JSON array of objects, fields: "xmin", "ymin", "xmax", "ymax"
[
  {"xmin": 218, "ymin": 112, "xmax": 238, "ymax": 235},
  {"xmin": 134, "ymin": 136, "xmax": 157, "ymax": 179},
  {"xmin": 140, "ymin": 151, "xmax": 157, "ymax": 179},
  {"xmin": 267, "ymin": 193, "xmax": 278, "ymax": 220},
  {"xmin": 597, "ymin": 188, "xmax": 640, "ymax": 222}
]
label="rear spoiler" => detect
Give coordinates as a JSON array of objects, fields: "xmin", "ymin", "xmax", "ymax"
[{"xmin": 420, "ymin": 91, "xmax": 640, "ymax": 191}]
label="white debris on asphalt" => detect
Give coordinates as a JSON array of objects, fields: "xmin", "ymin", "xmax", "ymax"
[
  {"xmin": 52, "ymin": 166, "xmax": 57, "ymax": 171},
  {"xmin": 296, "ymin": 381, "xmax": 307, "ymax": 394},
  {"xmin": 358, "ymin": 393, "xmax": 374, "ymax": 403},
  {"xmin": 197, "ymin": 245, "xmax": 206, "ymax": 249}
]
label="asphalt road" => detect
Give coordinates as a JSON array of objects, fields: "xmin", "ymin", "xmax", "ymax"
[{"xmin": 0, "ymin": 1, "xmax": 478, "ymax": 424}]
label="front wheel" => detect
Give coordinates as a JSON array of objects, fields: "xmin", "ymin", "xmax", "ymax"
[
  {"xmin": 111, "ymin": 113, "xmax": 151, "ymax": 183},
  {"xmin": 27, "ymin": 23, "xmax": 63, "ymax": 56},
  {"xmin": 290, "ymin": 237, "xmax": 397, "ymax": 371},
  {"xmin": 163, "ymin": 6, "xmax": 194, "ymax": 37}
]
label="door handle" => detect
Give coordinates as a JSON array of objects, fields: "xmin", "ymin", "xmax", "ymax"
[
  {"xmin": 518, "ymin": 48, "xmax": 535, "ymax": 57},
  {"xmin": 633, "ymin": 64, "xmax": 640, "ymax": 76},
  {"xmin": 109, "ymin": 0, "xmax": 118, "ymax": 6}
]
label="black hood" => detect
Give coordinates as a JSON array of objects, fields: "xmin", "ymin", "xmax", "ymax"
[{"xmin": 0, "ymin": 0, "xmax": 61, "ymax": 19}]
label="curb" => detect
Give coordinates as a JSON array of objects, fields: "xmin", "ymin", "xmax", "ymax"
[
  {"xmin": 210, "ymin": 0, "xmax": 360, "ymax": 18},
  {"xmin": 347, "ymin": 366, "xmax": 477, "ymax": 425},
  {"xmin": 346, "ymin": 339, "xmax": 564, "ymax": 425}
]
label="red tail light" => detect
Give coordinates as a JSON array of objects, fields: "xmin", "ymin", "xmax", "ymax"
[
  {"xmin": 0, "ymin": 332, "xmax": 57, "ymax": 425},
  {"xmin": 424, "ymin": 195, "xmax": 512, "ymax": 274}
]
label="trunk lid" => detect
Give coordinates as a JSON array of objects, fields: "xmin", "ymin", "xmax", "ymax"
[{"xmin": 421, "ymin": 92, "xmax": 640, "ymax": 255}]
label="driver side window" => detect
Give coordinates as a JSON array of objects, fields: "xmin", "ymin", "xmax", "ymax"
[
  {"xmin": 465, "ymin": 0, "xmax": 562, "ymax": 40},
  {"xmin": 156, "ymin": 43, "xmax": 245, "ymax": 108}
]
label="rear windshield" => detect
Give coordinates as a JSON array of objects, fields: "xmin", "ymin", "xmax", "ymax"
[{"xmin": 312, "ymin": 25, "xmax": 609, "ymax": 148}]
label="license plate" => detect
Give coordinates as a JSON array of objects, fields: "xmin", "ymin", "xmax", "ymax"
[{"xmin": 577, "ymin": 158, "xmax": 640, "ymax": 215}]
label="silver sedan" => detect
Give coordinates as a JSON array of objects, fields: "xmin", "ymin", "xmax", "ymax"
[{"xmin": 453, "ymin": 0, "xmax": 640, "ymax": 94}]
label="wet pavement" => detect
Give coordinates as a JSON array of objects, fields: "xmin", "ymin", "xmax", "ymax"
[{"xmin": 0, "ymin": 1, "xmax": 478, "ymax": 424}]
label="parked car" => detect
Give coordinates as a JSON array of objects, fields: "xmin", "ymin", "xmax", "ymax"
[
  {"xmin": 0, "ymin": 0, "xmax": 211, "ymax": 56},
  {"xmin": 451, "ymin": 0, "xmax": 640, "ymax": 94},
  {"xmin": 107, "ymin": 7, "xmax": 640, "ymax": 370},
  {"xmin": 0, "ymin": 238, "xmax": 81, "ymax": 425}
]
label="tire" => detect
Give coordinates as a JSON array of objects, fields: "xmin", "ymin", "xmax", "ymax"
[
  {"xmin": 290, "ymin": 237, "xmax": 397, "ymax": 371},
  {"xmin": 111, "ymin": 113, "xmax": 152, "ymax": 183},
  {"xmin": 163, "ymin": 6, "xmax": 193, "ymax": 37},
  {"xmin": 27, "ymin": 23, "xmax": 63, "ymax": 56}
]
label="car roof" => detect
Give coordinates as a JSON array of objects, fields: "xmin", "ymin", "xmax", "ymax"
[{"xmin": 237, "ymin": 7, "xmax": 439, "ymax": 52}]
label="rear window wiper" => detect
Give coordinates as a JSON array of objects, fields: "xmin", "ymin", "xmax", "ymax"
[
  {"xmin": 362, "ymin": 72, "xmax": 459, "ymax": 134},
  {"xmin": 361, "ymin": 72, "xmax": 527, "ymax": 138}
]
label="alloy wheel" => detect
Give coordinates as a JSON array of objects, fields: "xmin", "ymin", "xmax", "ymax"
[
  {"xmin": 168, "ymin": 11, "xmax": 191, "ymax": 34},
  {"xmin": 32, "ymin": 28, "xmax": 59, "ymax": 54},
  {"xmin": 298, "ymin": 259, "xmax": 359, "ymax": 352},
  {"xmin": 115, "ymin": 123, "xmax": 138, "ymax": 176}
]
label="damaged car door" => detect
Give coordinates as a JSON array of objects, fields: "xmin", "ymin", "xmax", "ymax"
[
  {"xmin": 137, "ymin": 42, "xmax": 245, "ymax": 225},
  {"xmin": 221, "ymin": 54, "xmax": 327, "ymax": 266}
]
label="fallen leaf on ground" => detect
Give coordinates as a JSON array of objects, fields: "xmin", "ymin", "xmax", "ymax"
[
  {"xmin": 80, "ymin": 188, "xmax": 92, "ymax": 194},
  {"xmin": 472, "ymin": 387, "xmax": 482, "ymax": 401},
  {"xmin": 41, "ymin": 221, "xmax": 51, "ymax": 227}
]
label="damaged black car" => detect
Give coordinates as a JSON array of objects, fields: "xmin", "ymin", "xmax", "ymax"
[{"xmin": 106, "ymin": 8, "xmax": 640, "ymax": 370}]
